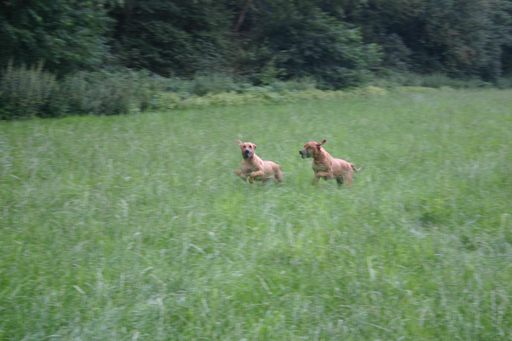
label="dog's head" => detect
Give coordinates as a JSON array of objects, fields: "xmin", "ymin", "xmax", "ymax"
[
  {"xmin": 299, "ymin": 140, "xmax": 326, "ymax": 159},
  {"xmin": 238, "ymin": 140, "xmax": 257, "ymax": 159}
]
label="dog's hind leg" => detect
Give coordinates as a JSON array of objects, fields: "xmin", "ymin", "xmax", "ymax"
[
  {"xmin": 275, "ymin": 166, "xmax": 283, "ymax": 185},
  {"xmin": 342, "ymin": 171, "xmax": 353, "ymax": 187},
  {"xmin": 336, "ymin": 176, "xmax": 344, "ymax": 186}
]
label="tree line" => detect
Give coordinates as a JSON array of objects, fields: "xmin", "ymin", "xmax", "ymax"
[{"xmin": 1, "ymin": 0, "xmax": 512, "ymax": 89}]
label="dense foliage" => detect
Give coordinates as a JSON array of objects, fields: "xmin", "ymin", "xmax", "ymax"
[
  {"xmin": 245, "ymin": 8, "xmax": 380, "ymax": 89},
  {"xmin": 0, "ymin": 0, "xmax": 111, "ymax": 74},
  {"xmin": 339, "ymin": 0, "xmax": 512, "ymax": 80},
  {"xmin": 1, "ymin": 0, "xmax": 509, "ymax": 81},
  {"xmin": 1, "ymin": 0, "xmax": 512, "ymax": 119},
  {"xmin": 108, "ymin": 0, "xmax": 233, "ymax": 76}
]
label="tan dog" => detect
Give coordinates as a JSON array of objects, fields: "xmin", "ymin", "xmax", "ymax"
[
  {"xmin": 234, "ymin": 140, "xmax": 283, "ymax": 185},
  {"xmin": 299, "ymin": 140, "xmax": 361, "ymax": 186}
]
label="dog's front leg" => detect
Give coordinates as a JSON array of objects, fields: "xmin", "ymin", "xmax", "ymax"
[
  {"xmin": 248, "ymin": 170, "xmax": 264, "ymax": 184},
  {"xmin": 234, "ymin": 169, "xmax": 248, "ymax": 181},
  {"xmin": 312, "ymin": 175, "xmax": 320, "ymax": 184},
  {"xmin": 314, "ymin": 170, "xmax": 333, "ymax": 183},
  {"xmin": 313, "ymin": 172, "xmax": 325, "ymax": 184}
]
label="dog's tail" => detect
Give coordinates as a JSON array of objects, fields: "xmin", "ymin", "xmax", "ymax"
[
  {"xmin": 350, "ymin": 163, "xmax": 362, "ymax": 172},
  {"xmin": 277, "ymin": 165, "xmax": 283, "ymax": 181}
]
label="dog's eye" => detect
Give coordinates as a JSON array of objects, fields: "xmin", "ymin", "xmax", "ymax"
[{"xmin": 248, "ymin": 146, "xmax": 252, "ymax": 148}]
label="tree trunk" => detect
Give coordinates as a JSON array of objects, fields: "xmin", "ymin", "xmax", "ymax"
[{"xmin": 233, "ymin": 0, "xmax": 251, "ymax": 35}]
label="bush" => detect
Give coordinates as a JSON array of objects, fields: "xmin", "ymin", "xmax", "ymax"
[
  {"xmin": 37, "ymin": 71, "xmax": 135, "ymax": 117},
  {"xmin": 4, "ymin": 60, "xmax": 508, "ymax": 122},
  {"xmin": 79, "ymin": 72, "xmax": 135, "ymax": 115},
  {"xmin": 0, "ymin": 61, "xmax": 57, "ymax": 120},
  {"xmin": 372, "ymin": 72, "xmax": 495, "ymax": 90},
  {"xmin": 61, "ymin": 70, "xmax": 171, "ymax": 116},
  {"xmin": 495, "ymin": 77, "xmax": 512, "ymax": 89},
  {"xmin": 0, "ymin": 66, "xmax": 173, "ymax": 119},
  {"xmin": 188, "ymin": 72, "xmax": 240, "ymax": 96},
  {"xmin": 268, "ymin": 77, "xmax": 318, "ymax": 93}
]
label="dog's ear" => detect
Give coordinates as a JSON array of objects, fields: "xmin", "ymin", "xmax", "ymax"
[
  {"xmin": 316, "ymin": 140, "xmax": 326, "ymax": 149},
  {"xmin": 252, "ymin": 143, "xmax": 257, "ymax": 149},
  {"xmin": 238, "ymin": 140, "xmax": 243, "ymax": 147}
]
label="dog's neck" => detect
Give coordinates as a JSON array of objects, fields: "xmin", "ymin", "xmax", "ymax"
[{"xmin": 313, "ymin": 148, "xmax": 329, "ymax": 161}]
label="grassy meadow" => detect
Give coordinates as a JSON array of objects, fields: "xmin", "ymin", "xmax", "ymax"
[{"xmin": 1, "ymin": 89, "xmax": 512, "ymax": 340}]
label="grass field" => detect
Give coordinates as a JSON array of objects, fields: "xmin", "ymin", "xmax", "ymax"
[{"xmin": 1, "ymin": 89, "xmax": 512, "ymax": 340}]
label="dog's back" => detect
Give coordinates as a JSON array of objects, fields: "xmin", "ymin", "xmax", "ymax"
[{"xmin": 263, "ymin": 160, "xmax": 283, "ymax": 182}]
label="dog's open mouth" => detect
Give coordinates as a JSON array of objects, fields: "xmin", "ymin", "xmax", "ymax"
[{"xmin": 299, "ymin": 150, "xmax": 309, "ymax": 159}]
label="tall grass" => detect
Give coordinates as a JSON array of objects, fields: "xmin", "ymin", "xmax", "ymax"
[{"xmin": 1, "ymin": 89, "xmax": 511, "ymax": 340}]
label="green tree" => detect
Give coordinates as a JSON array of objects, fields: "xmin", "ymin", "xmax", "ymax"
[
  {"xmin": 245, "ymin": 6, "xmax": 381, "ymax": 89},
  {"xmin": 109, "ymin": 0, "xmax": 234, "ymax": 76},
  {"xmin": 0, "ymin": 0, "xmax": 112, "ymax": 74},
  {"xmin": 336, "ymin": 0, "xmax": 512, "ymax": 80},
  {"xmin": 418, "ymin": 0, "xmax": 500, "ymax": 80}
]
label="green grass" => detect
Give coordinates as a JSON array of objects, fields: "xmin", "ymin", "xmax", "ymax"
[{"xmin": 1, "ymin": 89, "xmax": 512, "ymax": 340}]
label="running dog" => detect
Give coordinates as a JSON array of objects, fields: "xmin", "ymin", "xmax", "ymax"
[
  {"xmin": 235, "ymin": 140, "xmax": 283, "ymax": 186},
  {"xmin": 299, "ymin": 140, "xmax": 360, "ymax": 186}
]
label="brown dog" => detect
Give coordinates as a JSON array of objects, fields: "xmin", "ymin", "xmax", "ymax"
[
  {"xmin": 234, "ymin": 140, "xmax": 283, "ymax": 186},
  {"xmin": 299, "ymin": 140, "xmax": 361, "ymax": 186}
]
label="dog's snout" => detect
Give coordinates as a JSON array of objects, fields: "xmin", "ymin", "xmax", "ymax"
[{"xmin": 299, "ymin": 150, "xmax": 303, "ymax": 155}]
